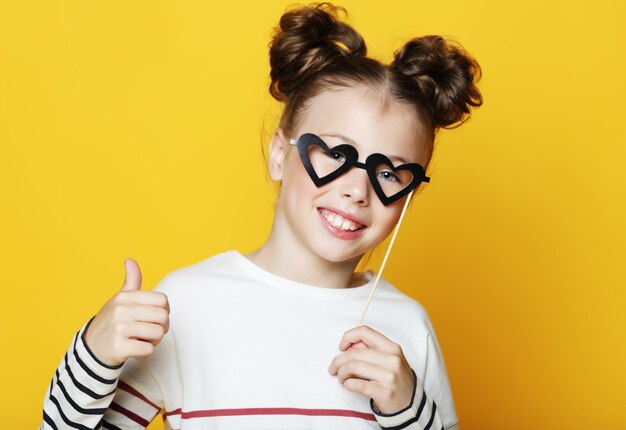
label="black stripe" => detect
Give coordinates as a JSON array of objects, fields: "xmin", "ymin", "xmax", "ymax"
[
  {"xmin": 43, "ymin": 410, "xmax": 59, "ymax": 430},
  {"xmin": 423, "ymin": 401, "xmax": 437, "ymax": 430},
  {"xmin": 82, "ymin": 316, "xmax": 124, "ymax": 370},
  {"xmin": 62, "ymin": 352, "xmax": 117, "ymax": 399},
  {"xmin": 415, "ymin": 388, "xmax": 427, "ymax": 421},
  {"xmin": 57, "ymin": 379, "xmax": 107, "ymax": 415},
  {"xmin": 48, "ymin": 379, "xmax": 53, "ymax": 399},
  {"xmin": 378, "ymin": 390, "xmax": 427, "ymax": 430},
  {"xmin": 72, "ymin": 332, "xmax": 117, "ymax": 385},
  {"xmin": 49, "ymin": 394, "xmax": 93, "ymax": 430},
  {"xmin": 102, "ymin": 420, "xmax": 123, "ymax": 430},
  {"xmin": 47, "ymin": 368, "xmax": 60, "ymax": 399}
]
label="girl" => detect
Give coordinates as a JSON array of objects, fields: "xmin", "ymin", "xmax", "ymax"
[{"xmin": 41, "ymin": 3, "xmax": 482, "ymax": 429}]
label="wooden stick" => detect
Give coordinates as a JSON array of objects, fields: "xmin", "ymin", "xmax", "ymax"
[{"xmin": 358, "ymin": 190, "xmax": 414, "ymax": 326}]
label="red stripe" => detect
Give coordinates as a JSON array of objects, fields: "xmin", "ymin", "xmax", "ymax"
[
  {"xmin": 110, "ymin": 402, "xmax": 150, "ymax": 427},
  {"xmin": 163, "ymin": 407, "xmax": 376, "ymax": 421},
  {"xmin": 118, "ymin": 380, "xmax": 160, "ymax": 410}
]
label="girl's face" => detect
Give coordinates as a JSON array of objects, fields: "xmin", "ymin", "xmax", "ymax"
[{"xmin": 269, "ymin": 85, "xmax": 430, "ymax": 265}]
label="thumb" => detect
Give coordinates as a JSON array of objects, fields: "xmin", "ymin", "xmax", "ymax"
[{"xmin": 121, "ymin": 258, "xmax": 142, "ymax": 291}]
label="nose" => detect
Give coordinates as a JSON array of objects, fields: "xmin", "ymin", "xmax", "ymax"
[{"xmin": 337, "ymin": 167, "xmax": 370, "ymax": 205}]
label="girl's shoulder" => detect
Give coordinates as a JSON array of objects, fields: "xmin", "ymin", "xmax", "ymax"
[
  {"xmin": 362, "ymin": 273, "xmax": 434, "ymax": 324},
  {"xmin": 150, "ymin": 250, "xmax": 242, "ymax": 294}
]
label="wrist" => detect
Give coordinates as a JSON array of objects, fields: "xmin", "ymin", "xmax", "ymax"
[
  {"xmin": 83, "ymin": 315, "xmax": 125, "ymax": 369},
  {"xmin": 371, "ymin": 367, "xmax": 418, "ymax": 417}
]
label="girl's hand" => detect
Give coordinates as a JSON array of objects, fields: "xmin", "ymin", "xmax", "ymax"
[
  {"xmin": 328, "ymin": 325, "xmax": 415, "ymax": 414},
  {"xmin": 84, "ymin": 258, "xmax": 170, "ymax": 367}
]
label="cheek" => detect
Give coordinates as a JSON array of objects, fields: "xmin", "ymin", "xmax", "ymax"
[
  {"xmin": 374, "ymin": 204, "xmax": 404, "ymax": 237},
  {"xmin": 281, "ymin": 157, "xmax": 320, "ymax": 207}
]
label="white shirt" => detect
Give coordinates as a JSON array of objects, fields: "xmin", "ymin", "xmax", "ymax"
[{"xmin": 41, "ymin": 250, "xmax": 459, "ymax": 429}]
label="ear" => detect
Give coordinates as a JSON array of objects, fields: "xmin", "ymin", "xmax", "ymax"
[{"xmin": 268, "ymin": 128, "xmax": 288, "ymax": 181}]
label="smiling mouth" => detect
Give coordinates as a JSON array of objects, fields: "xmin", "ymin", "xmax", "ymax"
[{"xmin": 318, "ymin": 208, "xmax": 366, "ymax": 231}]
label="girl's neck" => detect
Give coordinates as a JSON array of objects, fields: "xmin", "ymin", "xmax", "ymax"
[{"xmin": 244, "ymin": 229, "xmax": 366, "ymax": 290}]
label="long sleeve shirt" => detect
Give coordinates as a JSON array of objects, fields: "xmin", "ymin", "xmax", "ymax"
[{"xmin": 41, "ymin": 250, "xmax": 459, "ymax": 429}]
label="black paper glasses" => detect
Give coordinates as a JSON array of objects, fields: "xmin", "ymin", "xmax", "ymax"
[{"xmin": 288, "ymin": 133, "xmax": 430, "ymax": 206}]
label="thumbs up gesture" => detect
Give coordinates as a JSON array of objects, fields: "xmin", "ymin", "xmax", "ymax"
[{"xmin": 84, "ymin": 258, "xmax": 170, "ymax": 367}]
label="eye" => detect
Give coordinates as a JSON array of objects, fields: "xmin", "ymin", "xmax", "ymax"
[
  {"xmin": 327, "ymin": 150, "xmax": 346, "ymax": 162},
  {"xmin": 377, "ymin": 170, "xmax": 400, "ymax": 183}
]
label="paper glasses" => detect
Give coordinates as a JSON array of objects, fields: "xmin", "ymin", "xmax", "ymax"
[{"xmin": 288, "ymin": 133, "xmax": 430, "ymax": 206}]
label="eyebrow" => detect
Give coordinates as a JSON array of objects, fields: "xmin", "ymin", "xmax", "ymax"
[{"xmin": 319, "ymin": 133, "xmax": 409, "ymax": 164}]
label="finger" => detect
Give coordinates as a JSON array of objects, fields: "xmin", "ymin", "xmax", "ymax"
[
  {"xmin": 128, "ymin": 304, "xmax": 170, "ymax": 332},
  {"xmin": 335, "ymin": 359, "xmax": 393, "ymax": 385},
  {"xmin": 122, "ymin": 290, "xmax": 170, "ymax": 309},
  {"xmin": 329, "ymin": 348, "xmax": 390, "ymax": 375},
  {"xmin": 339, "ymin": 325, "xmax": 400, "ymax": 354},
  {"xmin": 124, "ymin": 338, "xmax": 155, "ymax": 358},
  {"xmin": 121, "ymin": 258, "xmax": 142, "ymax": 292},
  {"xmin": 348, "ymin": 341, "xmax": 369, "ymax": 350},
  {"xmin": 126, "ymin": 321, "xmax": 166, "ymax": 342},
  {"xmin": 343, "ymin": 377, "xmax": 389, "ymax": 402}
]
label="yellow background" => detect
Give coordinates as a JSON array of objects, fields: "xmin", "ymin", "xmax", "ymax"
[{"xmin": 1, "ymin": 1, "xmax": 624, "ymax": 428}]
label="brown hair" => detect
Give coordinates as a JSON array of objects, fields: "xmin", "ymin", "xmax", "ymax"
[{"xmin": 268, "ymin": 2, "xmax": 483, "ymax": 168}]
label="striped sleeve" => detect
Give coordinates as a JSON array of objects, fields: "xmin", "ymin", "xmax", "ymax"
[
  {"xmin": 41, "ymin": 315, "xmax": 124, "ymax": 429},
  {"xmin": 100, "ymin": 356, "xmax": 164, "ymax": 428},
  {"xmin": 40, "ymin": 316, "xmax": 164, "ymax": 430},
  {"xmin": 369, "ymin": 369, "xmax": 446, "ymax": 430}
]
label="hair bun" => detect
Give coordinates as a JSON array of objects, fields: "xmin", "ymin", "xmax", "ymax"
[
  {"xmin": 391, "ymin": 35, "xmax": 483, "ymax": 129},
  {"xmin": 268, "ymin": 2, "xmax": 366, "ymax": 102}
]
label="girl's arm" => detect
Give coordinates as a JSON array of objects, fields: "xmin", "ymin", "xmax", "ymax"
[
  {"xmin": 41, "ymin": 258, "xmax": 169, "ymax": 428},
  {"xmin": 40, "ymin": 316, "xmax": 164, "ymax": 429}
]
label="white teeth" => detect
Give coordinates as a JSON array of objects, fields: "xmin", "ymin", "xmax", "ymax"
[{"xmin": 321, "ymin": 209, "xmax": 364, "ymax": 231}]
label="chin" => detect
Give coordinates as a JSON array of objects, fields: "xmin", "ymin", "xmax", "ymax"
[{"xmin": 312, "ymin": 244, "xmax": 365, "ymax": 265}]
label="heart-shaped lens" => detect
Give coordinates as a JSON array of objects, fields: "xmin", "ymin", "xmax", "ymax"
[
  {"xmin": 365, "ymin": 153, "xmax": 426, "ymax": 205},
  {"xmin": 295, "ymin": 134, "xmax": 356, "ymax": 187},
  {"xmin": 307, "ymin": 144, "xmax": 349, "ymax": 180},
  {"xmin": 373, "ymin": 162, "xmax": 415, "ymax": 198}
]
